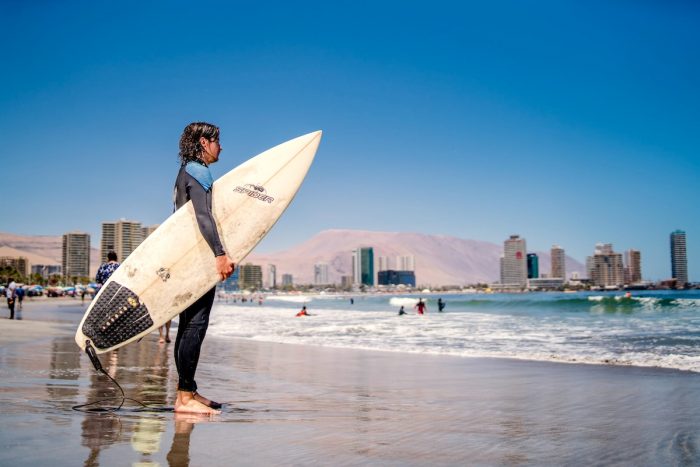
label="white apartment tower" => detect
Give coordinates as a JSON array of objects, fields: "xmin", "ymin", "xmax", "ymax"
[
  {"xmin": 101, "ymin": 219, "xmax": 144, "ymax": 263},
  {"xmin": 268, "ymin": 264, "xmax": 277, "ymax": 289},
  {"xmin": 588, "ymin": 243, "xmax": 625, "ymax": 287},
  {"xmin": 314, "ymin": 263, "xmax": 330, "ymax": 285},
  {"xmin": 500, "ymin": 235, "xmax": 527, "ymax": 287}
]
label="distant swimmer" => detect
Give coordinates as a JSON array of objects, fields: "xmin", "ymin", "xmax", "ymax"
[
  {"xmin": 296, "ymin": 306, "xmax": 309, "ymax": 317},
  {"xmin": 624, "ymin": 292, "xmax": 632, "ymax": 298},
  {"xmin": 415, "ymin": 299, "xmax": 427, "ymax": 315},
  {"xmin": 398, "ymin": 306, "xmax": 406, "ymax": 316},
  {"xmin": 437, "ymin": 298, "xmax": 445, "ymax": 312}
]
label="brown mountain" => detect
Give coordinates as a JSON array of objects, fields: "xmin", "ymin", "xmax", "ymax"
[
  {"xmin": 247, "ymin": 229, "xmax": 585, "ymax": 286},
  {"xmin": 1, "ymin": 229, "xmax": 585, "ymax": 286}
]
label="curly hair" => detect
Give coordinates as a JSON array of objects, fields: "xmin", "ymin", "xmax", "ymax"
[{"xmin": 178, "ymin": 122, "xmax": 220, "ymax": 165}]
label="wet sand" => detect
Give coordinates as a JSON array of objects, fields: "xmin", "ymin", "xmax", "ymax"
[{"xmin": 0, "ymin": 298, "xmax": 699, "ymax": 466}]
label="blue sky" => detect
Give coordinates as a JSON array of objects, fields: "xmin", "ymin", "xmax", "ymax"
[{"xmin": 1, "ymin": 0, "xmax": 698, "ymax": 280}]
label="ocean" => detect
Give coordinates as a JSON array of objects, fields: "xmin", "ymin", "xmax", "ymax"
[{"xmin": 208, "ymin": 290, "xmax": 700, "ymax": 373}]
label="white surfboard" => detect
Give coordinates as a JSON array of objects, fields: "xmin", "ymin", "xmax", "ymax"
[{"xmin": 75, "ymin": 131, "xmax": 322, "ymax": 354}]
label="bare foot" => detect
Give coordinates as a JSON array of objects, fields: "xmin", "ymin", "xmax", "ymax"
[
  {"xmin": 165, "ymin": 336, "xmax": 171, "ymax": 343},
  {"xmin": 175, "ymin": 392, "xmax": 220, "ymax": 414},
  {"xmin": 159, "ymin": 337, "xmax": 165, "ymax": 344},
  {"xmin": 194, "ymin": 391, "xmax": 222, "ymax": 409}
]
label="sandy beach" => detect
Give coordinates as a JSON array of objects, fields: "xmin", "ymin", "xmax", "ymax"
[{"xmin": 0, "ymin": 298, "xmax": 698, "ymax": 466}]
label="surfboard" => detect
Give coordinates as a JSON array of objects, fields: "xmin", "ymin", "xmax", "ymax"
[{"xmin": 75, "ymin": 130, "xmax": 322, "ymax": 354}]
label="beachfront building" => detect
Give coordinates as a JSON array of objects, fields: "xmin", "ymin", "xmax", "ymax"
[
  {"xmin": 141, "ymin": 224, "xmax": 159, "ymax": 240},
  {"xmin": 101, "ymin": 219, "xmax": 144, "ymax": 263},
  {"xmin": 527, "ymin": 253, "xmax": 539, "ymax": 279},
  {"xmin": 396, "ymin": 255, "xmax": 415, "ymax": 271},
  {"xmin": 377, "ymin": 256, "xmax": 392, "ymax": 272},
  {"xmin": 268, "ymin": 264, "xmax": 277, "ymax": 289},
  {"xmin": 588, "ymin": 243, "xmax": 624, "ymax": 288},
  {"xmin": 62, "ymin": 232, "xmax": 90, "ymax": 279},
  {"xmin": 0, "ymin": 256, "xmax": 29, "ymax": 277},
  {"xmin": 239, "ymin": 263, "xmax": 263, "ymax": 290},
  {"xmin": 670, "ymin": 230, "xmax": 688, "ymax": 285},
  {"xmin": 500, "ymin": 235, "xmax": 527, "ymax": 287},
  {"xmin": 352, "ymin": 247, "xmax": 374, "ymax": 286},
  {"xmin": 282, "ymin": 274, "xmax": 293, "ymax": 287},
  {"xmin": 551, "ymin": 245, "xmax": 566, "ymax": 280},
  {"xmin": 527, "ymin": 277, "xmax": 565, "ymax": 290},
  {"xmin": 378, "ymin": 270, "xmax": 416, "ymax": 287},
  {"xmin": 31, "ymin": 264, "xmax": 62, "ymax": 279},
  {"xmin": 314, "ymin": 262, "xmax": 330, "ymax": 285},
  {"xmin": 340, "ymin": 275, "xmax": 353, "ymax": 289},
  {"xmin": 624, "ymin": 249, "xmax": 642, "ymax": 284}
]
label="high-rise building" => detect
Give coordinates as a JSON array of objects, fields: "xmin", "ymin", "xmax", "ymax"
[
  {"xmin": 239, "ymin": 263, "xmax": 263, "ymax": 290},
  {"xmin": 670, "ymin": 230, "xmax": 688, "ymax": 285},
  {"xmin": 551, "ymin": 245, "xmax": 566, "ymax": 280},
  {"xmin": 0, "ymin": 256, "xmax": 29, "ymax": 277},
  {"xmin": 268, "ymin": 264, "xmax": 277, "ymax": 289},
  {"xmin": 526, "ymin": 253, "xmax": 539, "ymax": 279},
  {"xmin": 589, "ymin": 243, "xmax": 624, "ymax": 287},
  {"xmin": 624, "ymin": 249, "xmax": 642, "ymax": 284},
  {"xmin": 314, "ymin": 263, "xmax": 330, "ymax": 285},
  {"xmin": 352, "ymin": 247, "xmax": 374, "ymax": 286},
  {"xmin": 141, "ymin": 224, "xmax": 159, "ymax": 240},
  {"xmin": 282, "ymin": 274, "xmax": 294, "ymax": 287},
  {"xmin": 62, "ymin": 232, "xmax": 90, "ymax": 279},
  {"xmin": 377, "ymin": 256, "xmax": 392, "ymax": 272},
  {"xmin": 101, "ymin": 219, "xmax": 144, "ymax": 263},
  {"xmin": 500, "ymin": 235, "xmax": 527, "ymax": 287},
  {"xmin": 396, "ymin": 255, "xmax": 415, "ymax": 271}
]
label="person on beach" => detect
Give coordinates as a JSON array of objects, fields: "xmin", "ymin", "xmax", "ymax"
[
  {"xmin": 6, "ymin": 280, "xmax": 16, "ymax": 319},
  {"xmin": 159, "ymin": 320, "xmax": 172, "ymax": 344},
  {"xmin": 415, "ymin": 299, "xmax": 427, "ymax": 315},
  {"xmin": 398, "ymin": 306, "xmax": 406, "ymax": 316},
  {"xmin": 296, "ymin": 305, "xmax": 309, "ymax": 317},
  {"xmin": 173, "ymin": 122, "xmax": 234, "ymax": 414},
  {"xmin": 437, "ymin": 298, "xmax": 445, "ymax": 312},
  {"xmin": 16, "ymin": 285, "xmax": 25, "ymax": 310},
  {"xmin": 96, "ymin": 251, "xmax": 120, "ymax": 287}
]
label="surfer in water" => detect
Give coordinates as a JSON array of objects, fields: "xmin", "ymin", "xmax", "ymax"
[
  {"xmin": 415, "ymin": 299, "xmax": 427, "ymax": 315},
  {"xmin": 173, "ymin": 122, "xmax": 235, "ymax": 414}
]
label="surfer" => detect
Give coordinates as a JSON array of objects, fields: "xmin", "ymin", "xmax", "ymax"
[
  {"xmin": 173, "ymin": 122, "xmax": 235, "ymax": 414},
  {"xmin": 437, "ymin": 298, "xmax": 445, "ymax": 312},
  {"xmin": 296, "ymin": 305, "xmax": 309, "ymax": 317},
  {"xmin": 398, "ymin": 306, "xmax": 406, "ymax": 316},
  {"xmin": 415, "ymin": 299, "xmax": 427, "ymax": 315}
]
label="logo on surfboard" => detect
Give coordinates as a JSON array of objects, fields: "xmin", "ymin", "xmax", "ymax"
[{"xmin": 233, "ymin": 184, "xmax": 275, "ymax": 204}]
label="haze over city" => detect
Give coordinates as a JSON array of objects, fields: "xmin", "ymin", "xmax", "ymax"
[{"xmin": 1, "ymin": 1, "xmax": 698, "ymax": 280}]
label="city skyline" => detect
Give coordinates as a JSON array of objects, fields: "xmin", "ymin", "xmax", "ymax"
[{"xmin": 2, "ymin": 1, "xmax": 698, "ymax": 281}]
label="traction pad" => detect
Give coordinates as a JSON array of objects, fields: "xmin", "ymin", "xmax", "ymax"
[{"xmin": 82, "ymin": 282, "xmax": 154, "ymax": 350}]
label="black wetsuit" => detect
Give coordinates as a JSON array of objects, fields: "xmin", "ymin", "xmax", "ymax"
[{"xmin": 173, "ymin": 162, "xmax": 225, "ymax": 392}]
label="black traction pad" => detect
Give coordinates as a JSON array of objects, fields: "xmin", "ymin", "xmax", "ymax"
[{"xmin": 82, "ymin": 282, "xmax": 154, "ymax": 350}]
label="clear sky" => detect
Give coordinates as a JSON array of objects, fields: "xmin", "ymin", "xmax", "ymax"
[{"xmin": 1, "ymin": 0, "xmax": 698, "ymax": 281}]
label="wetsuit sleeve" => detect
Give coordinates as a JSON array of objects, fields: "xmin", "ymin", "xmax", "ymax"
[{"xmin": 186, "ymin": 177, "xmax": 226, "ymax": 257}]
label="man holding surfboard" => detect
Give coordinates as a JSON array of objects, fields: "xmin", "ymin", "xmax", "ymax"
[{"xmin": 173, "ymin": 122, "xmax": 235, "ymax": 414}]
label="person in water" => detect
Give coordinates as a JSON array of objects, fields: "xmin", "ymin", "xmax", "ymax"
[
  {"xmin": 415, "ymin": 299, "xmax": 427, "ymax": 315},
  {"xmin": 437, "ymin": 298, "xmax": 445, "ymax": 312},
  {"xmin": 172, "ymin": 122, "xmax": 235, "ymax": 414},
  {"xmin": 296, "ymin": 306, "xmax": 309, "ymax": 317},
  {"xmin": 398, "ymin": 306, "xmax": 406, "ymax": 316}
]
